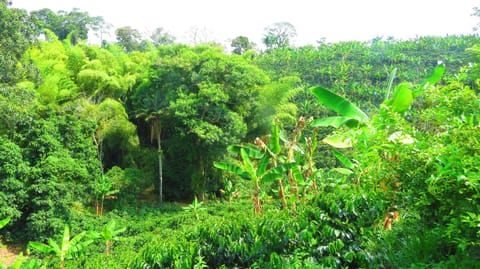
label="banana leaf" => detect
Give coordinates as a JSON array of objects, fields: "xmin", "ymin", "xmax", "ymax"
[
  {"xmin": 332, "ymin": 149, "xmax": 354, "ymax": 169},
  {"xmin": 214, "ymin": 162, "xmax": 250, "ymax": 179},
  {"xmin": 310, "ymin": 86, "xmax": 368, "ymax": 122}
]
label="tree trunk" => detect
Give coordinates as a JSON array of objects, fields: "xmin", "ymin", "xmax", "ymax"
[
  {"xmin": 100, "ymin": 196, "xmax": 104, "ymax": 216},
  {"xmin": 153, "ymin": 118, "xmax": 163, "ymax": 204},
  {"xmin": 106, "ymin": 240, "xmax": 112, "ymax": 256},
  {"xmin": 253, "ymin": 180, "xmax": 262, "ymax": 215},
  {"xmin": 277, "ymin": 179, "xmax": 288, "ymax": 209}
]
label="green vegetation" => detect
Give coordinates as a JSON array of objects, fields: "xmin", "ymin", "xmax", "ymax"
[{"xmin": 1, "ymin": 3, "xmax": 479, "ymax": 268}]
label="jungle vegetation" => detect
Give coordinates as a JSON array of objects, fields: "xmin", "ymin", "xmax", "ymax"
[{"xmin": 0, "ymin": 2, "xmax": 479, "ymax": 268}]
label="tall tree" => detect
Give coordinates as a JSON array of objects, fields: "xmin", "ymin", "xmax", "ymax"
[
  {"xmin": 262, "ymin": 22, "xmax": 297, "ymax": 50},
  {"xmin": 129, "ymin": 44, "xmax": 269, "ymax": 199},
  {"xmin": 0, "ymin": 2, "xmax": 36, "ymax": 85},
  {"xmin": 473, "ymin": 7, "xmax": 480, "ymax": 32},
  {"xmin": 31, "ymin": 8, "xmax": 104, "ymax": 44},
  {"xmin": 150, "ymin": 27, "xmax": 175, "ymax": 46},
  {"xmin": 131, "ymin": 80, "xmax": 171, "ymax": 203},
  {"xmin": 231, "ymin": 36, "xmax": 254, "ymax": 54},
  {"xmin": 115, "ymin": 26, "xmax": 142, "ymax": 52},
  {"xmin": 186, "ymin": 26, "xmax": 213, "ymax": 45}
]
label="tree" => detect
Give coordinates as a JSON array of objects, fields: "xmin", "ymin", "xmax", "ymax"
[
  {"xmin": 252, "ymin": 76, "xmax": 302, "ymax": 136},
  {"xmin": 231, "ymin": 36, "xmax": 254, "ymax": 54},
  {"xmin": 115, "ymin": 26, "xmax": 142, "ymax": 52},
  {"xmin": 473, "ymin": 7, "xmax": 480, "ymax": 32},
  {"xmin": 150, "ymin": 27, "xmax": 175, "ymax": 46},
  {"xmin": 31, "ymin": 8, "xmax": 104, "ymax": 44},
  {"xmin": 186, "ymin": 26, "xmax": 213, "ymax": 45},
  {"xmin": 131, "ymin": 80, "xmax": 170, "ymax": 203},
  {"xmin": 0, "ymin": 137, "xmax": 29, "ymax": 223},
  {"xmin": 263, "ymin": 22, "xmax": 297, "ymax": 50},
  {"xmin": 28, "ymin": 225, "xmax": 93, "ymax": 268},
  {"xmin": 90, "ymin": 220, "xmax": 126, "ymax": 256},
  {"xmin": 128, "ymin": 44, "xmax": 268, "ymax": 199},
  {"xmin": 0, "ymin": 2, "xmax": 36, "ymax": 85}
]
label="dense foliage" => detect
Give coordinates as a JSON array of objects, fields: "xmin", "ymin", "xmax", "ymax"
[{"xmin": 1, "ymin": 3, "xmax": 479, "ymax": 268}]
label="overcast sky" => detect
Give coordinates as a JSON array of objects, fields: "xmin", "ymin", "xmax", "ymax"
[{"xmin": 12, "ymin": 0, "xmax": 479, "ymax": 47}]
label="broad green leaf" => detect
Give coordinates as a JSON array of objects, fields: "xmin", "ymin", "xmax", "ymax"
[
  {"xmin": 262, "ymin": 172, "xmax": 282, "ymax": 183},
  {"xmin": 227, "ymin": 144, "xmax": 263, "ymax": 159},
  {"xmin": 241, "ymin": 148, "xmax": 257, "ymax": 181},
  {"xmin": 0, "ymin": 217, "xmax": 10, "ymax": 229},
  {"xmin": 256, "ymin": 154, "xmax": 270, "ymax": 177},
  {"xmin": 417, "ymin": 62, "xmax": 445, "ymax": 96},
  {"xmin": 388, "ymin": 83, "xmax": 413, "ymax": 113},
  {"xmin": 261, "ymin": 163, "xmax": 297, "ymax": 183},
  {"xmin": 332, "ymin": 149, "xmax": 354, "ymax": 169},
  {"xmin": 68, "ymin": 239, "xmax": 93, "ymax": 258},
  {"xmin": 310, "ymin": 86, "xmax": 368, "ymax": 122},
  {"xmin": 292, "ymin": 166, "xmax": 305, "ymax": 184},
  {"xmin": 69, "ymin": 231, "xmax": 87, "ymax": 246},
  {"xmin": 425, "ymin": 62, "xmax": 445, "ymax": 85},
  {"xmin": 214, "ymin": 162, "xmax": 250, "ymax": 179},
  {"xmin": 331, "ymin": 167, "xmax": 354, "ymax": 175},
  {"xmin": 311, "ymin": 116, "xmax": 359, "ymax": 128},
  {"xmin": 28, "ymin": 242, "xmax": 55, "ymax": 255},
  {"xmin": 269, "ymin": 120, "xmax": 281, "ymax": 154},
  {"xmin": 48, "ymin": 238, "xmax": 61, "ymax": 255},
  {"xmin": 323, "ymin": 134, "xmax": 353, "ymax": 148},
  {"xmin": 312, "ymin": 169, "xmax": 323, "ymax": 179},
  {"xmin": 61, "ymin": 225, "xmax": 71, "ymax": 255}
]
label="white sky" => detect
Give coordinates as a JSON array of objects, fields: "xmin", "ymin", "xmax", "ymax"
[{"xmin": 12, "ymin": 0, "xmax": 479, "ymax": 47}]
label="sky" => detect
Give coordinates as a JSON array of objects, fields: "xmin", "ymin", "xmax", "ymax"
[{"xmin": 11, "ymin": 0, "xmax": 479, "ymax": 48}]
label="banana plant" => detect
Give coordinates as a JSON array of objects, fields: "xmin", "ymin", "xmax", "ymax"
[
  {"xmin": 27, "ymin": 225, "xmax": 93, "ymax": 268},
  {"xmin": 90, "ymin": 220, "xmax": 126, "ymax": 256},
  {"xmin": 214, "ymin": 142, "xmax": 296, "ymax": 214},
  {"xmin": 310, "ymin": 86, "xmax": 369, "ymax": 129},
  {"xmin": 93, "ymin": 175, "xmax": 119, "ymax": 217},
  {"xmin": 183, "ymin": 196, "xmax": 205, "ymax": 220},
  {"xmin": 310, "ymin": 63, "xmax": 446, "ymax": 169},
  {"xmin": 311, "ymin": 62, "xmax": 446, "ymax": 128}
]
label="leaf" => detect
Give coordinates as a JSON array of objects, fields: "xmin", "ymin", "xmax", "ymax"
[
  {"xmin": 332, "ymin": 149, "xmax": 354, "ymax": 169},
  {"xmin": 214, "ymin": 162, "xmax": 250, "ymax": 179},
  {"xmin": 262, "ymin": 172, "xmax": 282, "ymax": 183},
  {"xmin": 311, "ymin": 116, "xmax": 359, "ymax": 128},
  {"xmin": 417, "ymin": 62, "xmax": 445, "ymax": 96},
  {"xmin": 0, "ymin": 217, "xmax": 10, "ymax": 229},
  {"xmin": 241, "ymin": 148, "xmax": 257, "ymax": 181},
  {"xmin": 261, "ymin": 163, "xmax": 297, "ymax": 183},
  {"xmin": 269, "ymin": 120, "xmax": 281, "ymax": 154},
  {"xmin": 331, "ymin": 168, "xmax": 354, "ymax": 175},
  {"xmin": 323, "ymin": 134, "xmax": 353, "ymax": 148},
  {"xmin": 69, "ymin": 231, "xmax": 87, "ymax": 247},
  {"xmin": 47, "ymin": 238, "xmax": 61, "ymax": 255},
  {"xmin": 61, "ymin": 225, "xmax": 71, "ymax": 255},
  {"xmin": 310, "ymin": 86, "xmax": 368, "ymax": 122},
  {"xmin": 27, "ymin": 242, "xmax": 54, "ymax": 255},
  {"xmin": 256, "ymin": 154, "xmax": 270, "ymax": 177},
  {"xmin": 292, "ymin": 166, "xmax": 305, "ymax": 184},
  {"xmin": 227, "ymin": 144, "xmax": 263, "ymax": 159},
  {"xmin": 387, "ymin": 82, "xmax": 413, "ymax": 113}
]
